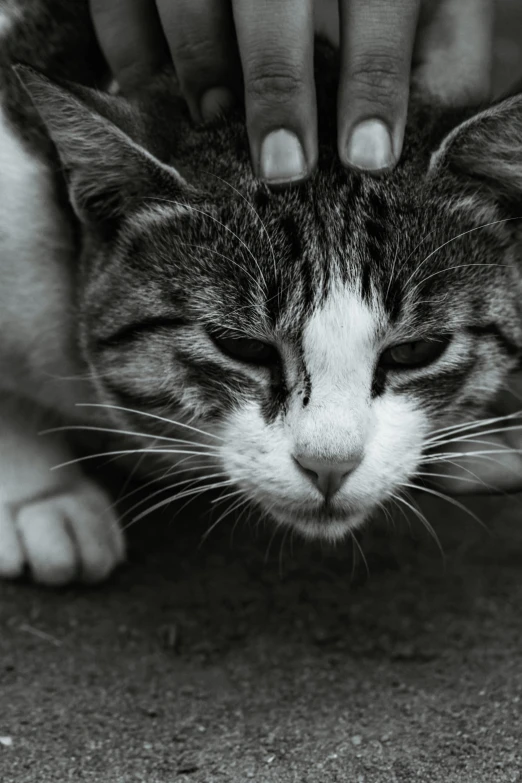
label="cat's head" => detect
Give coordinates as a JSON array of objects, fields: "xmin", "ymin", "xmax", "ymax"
[{"xmin": 17, "ymin": 53, "xmax": 522, "ymax": 540}]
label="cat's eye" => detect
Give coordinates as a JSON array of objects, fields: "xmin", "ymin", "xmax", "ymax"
[
  {"xmin": 379, "ymin": 336, "xmax": 451, "ymax": 370},
  {"xmin": 211, "ymin": 332, "xmax": 279, "ymax": 366}
]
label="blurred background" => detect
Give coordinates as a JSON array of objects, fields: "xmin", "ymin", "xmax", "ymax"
[{"xmin": 494, "ymin": 0, "xmax": 522, "ymax": 93}]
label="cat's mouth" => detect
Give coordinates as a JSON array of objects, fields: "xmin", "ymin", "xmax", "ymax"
[{"xmin": 268, "ymin": 501, "xmax": 367, "ymax": 541}]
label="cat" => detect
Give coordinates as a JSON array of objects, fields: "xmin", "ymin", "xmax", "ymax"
[{"xmin": 1, "ymin": 0, "xmax": 521, "ymax": 586}]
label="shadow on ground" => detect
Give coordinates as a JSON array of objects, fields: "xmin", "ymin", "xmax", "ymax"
[{"xmin": 1, "ymin": 485, "xmax": 521, "ymax": 782}]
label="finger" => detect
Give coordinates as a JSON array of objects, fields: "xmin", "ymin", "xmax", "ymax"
[
  {"xmin": 414, "ymin": 0, "xmax": 493, "ymax": 105},
  {"xmin": 232, "ymin": 0, "xmax": 316, "ymax": 186},
  {"xmin": 338, "ymin": 0, "xmax": 420, "ymax": 172},
  {"xmin": 156, "ymin": 0, "xmax": 240, "ymax": 122},
  {"xmin": 89, "ymin": 0, "xmax": 168, "ymax": 90}
]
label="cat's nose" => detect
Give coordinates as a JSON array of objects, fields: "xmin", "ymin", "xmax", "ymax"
[{"xmin": 293, "ymin": 453, "xmax": 362, "ymax": 500}]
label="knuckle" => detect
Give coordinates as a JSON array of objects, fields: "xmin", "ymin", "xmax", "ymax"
[
  {"xmin": 173, "ymin": 37, "xmax": 232, "ymax": 96},
  {"xmin": 173, "ymin": 38, "xmax": 220, "ymax": 91},
  {"xmin": 173, "ymin": 35, "xmax": 226, "ymax": 89},
  {"xmin": 247, "ymin": 60, "xmax": 305, "ymax": 105},
  {"xmin": 174, "ymin": 34, "xmax": 215, "ymax": 67},
  {"xmin": 348, "ymin": 50, "xmax": 406, "ymax": 100}
]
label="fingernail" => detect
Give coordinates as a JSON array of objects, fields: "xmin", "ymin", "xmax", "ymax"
[
  {"xmin": 200, "ymin": 86, "xmax": 235, "ymax": 121},
  {"xmin": 259, "ymin": 129, "xmax": 307, "ymax": 183},
  {"xmin": 345, "ymin": 119, "xmax": 395, "ymax": 171}
]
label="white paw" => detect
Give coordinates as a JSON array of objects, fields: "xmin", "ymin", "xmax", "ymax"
[{"xmin": 0, "ymin": 480, "xmax": 125, "ymax": 585}]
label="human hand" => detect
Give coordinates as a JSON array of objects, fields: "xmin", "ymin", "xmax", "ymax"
[
  {"xmin": 427, "ymin": 372, "xmax": 522, "ymax": 496},
  {"xmin": 89, "ymin": 0, "xmax": 493, "ymax": 186}
]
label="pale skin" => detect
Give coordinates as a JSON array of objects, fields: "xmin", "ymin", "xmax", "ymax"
[{"xmin": 89, "ymin": 0, "xmax": 522, "ymax": 494}]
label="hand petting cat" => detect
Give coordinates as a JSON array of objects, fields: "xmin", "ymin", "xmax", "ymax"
[
  {"xmin": 89, "ymin": 0, "xmax": 522, "ymax": 498},
  {"xmin": 89, "ymin": 0, "xmax": 493, "ymax": 183}
]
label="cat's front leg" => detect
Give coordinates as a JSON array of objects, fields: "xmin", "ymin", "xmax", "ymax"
[{"xmin": 0, "ymin": 395, "xmax": 125, "ymax": 585}]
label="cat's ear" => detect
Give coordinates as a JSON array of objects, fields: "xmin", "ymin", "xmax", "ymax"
[
  {"xmin": 429, "ymin": 94, "xmax": 522, "ymax": 204},
  {"xmin": 14, "ymin": 65, "xmax": 187, "ymax": 225}
]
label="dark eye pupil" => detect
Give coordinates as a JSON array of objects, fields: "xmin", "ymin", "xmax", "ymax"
[
  {"xmin": 380, "ymin": 336, "xmax": 451, "ymax": 370},
  {"xmin": 211, "ymin": 332, "xmax": 278, "ymax": 366},
  {"xmin": 396, "ymin": 343, "xmax": 419, "ymax": 359},
  {"xmin": 243, "ymin": 340, "xmax": 266, "ymax": 355}
]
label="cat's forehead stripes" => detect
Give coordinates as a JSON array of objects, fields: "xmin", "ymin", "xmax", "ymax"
[{"xmin": 300, "ymin": 284, "xmax": 382, "ymax": 399}]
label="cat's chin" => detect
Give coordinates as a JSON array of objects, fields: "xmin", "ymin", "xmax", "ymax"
[{"xmin": 268, "ymin": 504, "xmax": 368, "ymax": 542}]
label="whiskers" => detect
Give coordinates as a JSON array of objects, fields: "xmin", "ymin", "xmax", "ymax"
[
  {"xmin": 205, "ymin": 171, "xmax": 279, "ymax": 287},
  {"xmin": 74, "ymin": 402, "xmax": 224, "ymax": 441},
  {"xmin": 200, "ymin": 490, "xmax": 252, "ymax": 547},
  {"xmin": 400, "ymin": 216, "xmax": 521, "ymax": 289},
  {"xmin": 145, "ymin": 190, "xmax": 291, "ymax": 323},
  {"xmin": 390, "ymin": 409, "xmax": 522, "ymax": 552},
  {"xmin": 148, "ymin": 196, "xmax": 269, "ymax": 294},
  {"xmin": 420, "ymin": 410, "xmax": 522, "ymax": 479},
  {"xmin": 41, "ymin": 400, "xmax": 255, "ymax": 542},
  {"xmin": 390, "ymin": 489, "xmax": 446, "ymax": 558}
]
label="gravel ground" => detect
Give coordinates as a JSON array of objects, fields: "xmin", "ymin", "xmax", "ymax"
[
  {"xmin": 1, "ymin": 3, "xmax": 522, "ymax": 781},
  {"xmin": 1, "ymin": 493, "xmax": 521, "ymax": 782}
]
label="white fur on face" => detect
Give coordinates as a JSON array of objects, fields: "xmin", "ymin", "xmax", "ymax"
[
  {"xmin": 0, "ymin": 102, "xmax": 95, "ymax": 416},
  {"xmin": 219, "ymin": 285, "xmax": 430, "ymax": 540}
]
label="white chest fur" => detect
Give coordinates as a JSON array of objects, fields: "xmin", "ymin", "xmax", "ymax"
[{"xmin": 0, "ymin": 100, "xmax": 96, "ymax": 415}]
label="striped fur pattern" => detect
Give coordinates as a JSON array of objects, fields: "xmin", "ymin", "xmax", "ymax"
[{"xmin": 2, "ymin": 1, "xmax": 522, "ymax": 560}]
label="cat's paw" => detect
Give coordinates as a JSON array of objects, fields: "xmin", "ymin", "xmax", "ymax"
[{"xmin": 0, "ymin": 480, "xmax": 125, "ymax": 585}]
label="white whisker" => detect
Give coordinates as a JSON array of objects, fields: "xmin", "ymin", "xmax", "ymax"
[
  {"xmin": 425, "ymin": 423, "xmax": 522, "ymax": 450},
  {"xmin": 224, "ymin": 278, "xmax": 295, "ymax": 321},
  {"xmin": 403, "ymin": 216, "xmax": 522, "ymax": 289},
  {"xmin": 149, "ymin": 197, "xmax": 268, "ymax": 291},
  {"xmin": 413, "ymin": 470, "xmax": 480, "ymax": 485},
  {"xmin": 409, "ymin": 263, "xmax": 507, "ymax": 295},
  {"xmin": 350, "ymin": 532, "xmax": 369, "ymax": 577},
  {"xmin": 206, "ymin": 172, "xmax": 279, "ymax": 285},
  {"xmin": 115, "ymin": 441, "xmax": 167, "ymax": 503},
  {"xmin": 416, "ymin": 456, "xmax": 497, "ymax": 490},
  {"xmin": 427, "ymin": 410, "xmax": 522, "ymax": 441},
  {"xmin": 129, "ymin": 479, "xmax": 235, "ymax": 525},
  {"xmin": 75, "ymin": 403, "xmax": 223, "ymax": 441},
  {"xmin": 422, "ymin": 447, "xmax": 522, "ymax": 464},
  {"xmin": 393, "ymin": 492, "xmax": 444, "ymax": 557},
  {"xmin": 111, "ymin": 456, "xmax": 208, "ymax": 510},
  {"xmin": 426, "ymin": 438, "xmax": 519, "ymax": 454},
  {"xmin": 41, "ymin": 423, "xmax": 220, "ymax": 450},
  {"xmin": 423, "ymin": 451, "xmax": 522, "ymax": 483},
  {"xmin": 393, "ymin": 225, "xmax": 438, "ymax": 280},
  {"xmin": 181, "ymin": 243, "xmax": 266, "ymax": 299},
  {"xmin": 402, "ymin": 482, "xmax": 488, "ymax": 531},
  {"xmin": 384, "ymin": 240, "xmax": 400, "ymax": 300},
  {"xmin": 119, "ymin": 470, "xmax": 230, "ymax": 525},
  {"xmin": 52, "ymin": 447, "xmax": 219, "ymax": 471},
  {"xmin": 200, "ymin": 491, "xmax": 248, "ymax": 545}
]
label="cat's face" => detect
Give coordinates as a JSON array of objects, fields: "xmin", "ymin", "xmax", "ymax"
[
  {"xmin": 81, "ymin": 176, "xmax": 520, "ymax": 540},
  {"xmin": 19, "ymin": 63, "xmax": 522, "ymax": 540}
]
